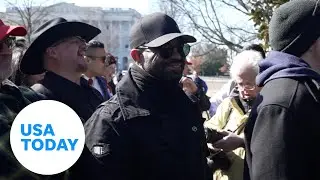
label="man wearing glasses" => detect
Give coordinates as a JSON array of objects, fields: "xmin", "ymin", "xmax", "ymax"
[
  {"xmin": 19, "ymin": 17, "xmax": 104, "ymax": 179},
  {"xmin": 204, "ymin": 50, "xmax": 263, "ymax": 180},
  {"xmin": 85, "ymin": 12, "xmax": 212, "ymax": 180},
  {"xmin": 0, "ymin": 19, "xmax": 47, "ymax": 180},
  {"xmin": 82, "ymin": 40, "xmax": 116, "ymax": 100},
  {"xmin": 20, "ymin": 17, "xmax": 103, "ymax": 122}
]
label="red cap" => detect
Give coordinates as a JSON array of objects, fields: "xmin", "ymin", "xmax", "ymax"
[{"xmin": 0, "ymin": 19, "xmax": 27, "ymax": 40}]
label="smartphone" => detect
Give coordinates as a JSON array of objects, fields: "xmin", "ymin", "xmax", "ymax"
[{"xmin": 205, "ymin": 128, "xmax": 226, "ymax": 144}]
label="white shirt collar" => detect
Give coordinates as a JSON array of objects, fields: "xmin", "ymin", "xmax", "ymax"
[{"xmin": 82, "ymin": 74, "xmax": 96, "ymax": 81}]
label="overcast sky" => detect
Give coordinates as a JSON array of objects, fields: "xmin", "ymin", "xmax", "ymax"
[
  {"xmin": 0, "ymin": 0, "xmax": 160, "ymax": 15},
  {"xmin": 0, "ymin": 0, "xmax": 254, "ymax": 46}
]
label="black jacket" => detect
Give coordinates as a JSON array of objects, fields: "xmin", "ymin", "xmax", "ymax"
[
  {"xmin": 244, "ymin": 51, "xmax": 320, "ymax": 180},
  {"xmin": 31, "ymin": 71, "xmax": 104, "ymax": 180},
  {"xmin": 85, "ymin": 66, "xmax": 212, "ymax": 180},
  {"xmin": 0, "ymin": 80, "xmax": 46, "ymax": 180},
  {"xmin": 32, "ymin": 72, "xmax": 103, "ymax": 122}
]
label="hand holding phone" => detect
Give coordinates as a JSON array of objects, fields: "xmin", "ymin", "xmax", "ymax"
[{"xmin": 205, "ymin": 128, "xmax": 227, "ymax": 144}]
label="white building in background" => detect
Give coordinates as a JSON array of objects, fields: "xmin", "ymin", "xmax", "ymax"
[{"xmin": 3, "ymin": 2, "xmax": 141, "ymax": 70}]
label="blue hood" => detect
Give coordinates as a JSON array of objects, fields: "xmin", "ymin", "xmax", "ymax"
[{"xmin": 256, "ymin": 51, "xmax": 320, "ymax": 86}]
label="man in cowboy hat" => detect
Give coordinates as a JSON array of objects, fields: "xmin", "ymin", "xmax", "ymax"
[
  {"xmin": 20, "ymin": 17, "xmax": 104, "ymax": 179},
  {"xmin": 20, "ymin": 17, "xmax": 103, "ymax": 122},
  {"xmin": 0, "ymin": 19, "xmax": 47, "ymax": 179}
]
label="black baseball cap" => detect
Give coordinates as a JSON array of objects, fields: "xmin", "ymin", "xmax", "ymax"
[
  {"xmin": 269, "ymin": 0, "xmax": 320, "ymax": 57},
  {"xmin": 130, "ymin": 12, "xmax": 196, "ymax": 49}
]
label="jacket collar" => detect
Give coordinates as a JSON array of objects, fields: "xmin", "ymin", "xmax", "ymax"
[
  {"xmin": 114, "ymin": 67, "xmax": 190, "ymax": 121},
  {"xmin": 80, "ymin": 76, "xmax": 110, "ymax": 100},
  {"xmin": 1, "ymin": 79, "xmax": 18, "ymax": 89},
  {"xmin": 115, "ymin": 69, "xmax": 151, "ymax": 120},
  {"xmin": 42, "ymin": 71, "xmax": 82, "ymax": 96},
  {"xmin": 0, "ymin": 79, "xmax": 24, "ymax": 100}
]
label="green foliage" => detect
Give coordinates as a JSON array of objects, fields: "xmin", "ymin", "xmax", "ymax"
[
  {"xmin": 249, "ymin": 0, "xmax": 289, "ymax": 50},
  {"xmin": 192, "ymin": 43, "xmax": 228, "ymax": 76},
  {"xmin": 201, "ymin": 60, "xmax": 224, "ymax": 76}
]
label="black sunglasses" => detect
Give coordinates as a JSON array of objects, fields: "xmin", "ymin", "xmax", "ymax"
[
  {"xmin": 138, "ymin": 43, "xmax": 191, "ymax": 59},
  {"xmin": 86, "ymin": 53, "xmax": 117, "ymax": 66},
  {"xmin": 0, "ymin": 36, "xmax": 15, "ymax": 51}
]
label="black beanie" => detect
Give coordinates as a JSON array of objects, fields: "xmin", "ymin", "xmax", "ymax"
[{"xmin": 269, "ymin": 0, "xmax": 320, "ymax": 57}]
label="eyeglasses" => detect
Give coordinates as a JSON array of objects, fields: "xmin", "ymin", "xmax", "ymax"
[
  {"xmin": 86, "ymin": 53, "xmax": 117, "ymax": 66},
  {"xmin": 236, "ymin": 84, "xmax": 256, "ymax": 91},
  {"xmin": 138, "ymin": 43, "xmax": 191, "ymax": 59},
  {"xmin": 0, "ymin": 36, "xmax": 15, "ymax": 51}
]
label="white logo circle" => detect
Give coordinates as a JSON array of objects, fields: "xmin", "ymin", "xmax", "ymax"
[{"xmin": 10, "ymin": 100, "xmax": 85, "ymax": 175}]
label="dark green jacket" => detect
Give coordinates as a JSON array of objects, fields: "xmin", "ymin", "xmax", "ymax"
[{"xmin": 0, "ymin": 80, "xmax": 68, "ymax": 180}]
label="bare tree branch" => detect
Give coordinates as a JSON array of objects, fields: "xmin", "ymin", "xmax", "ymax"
[
  {"xmin": 3, "ymin": 0, "xmax": 55, "ymax": 44},
  {"xmin": 159, "ymin": 0, "xmax": 257, "ymax": 52},
  {"xmin": 218, "ymin": 0, "xmax": 249, "ymax": 14}
]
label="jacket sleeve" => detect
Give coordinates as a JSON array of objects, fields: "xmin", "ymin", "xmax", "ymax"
[
  {"xmin": 84, "ymin": 106, "xmax": 132, "ymax": 180},
  {"xmin": 185, "ymin": 89, "xmax": 211, "ymax": 112},
  {"xmin": 197, "ymin": 89, "xmax": 211, "ymax": 111},
  {"xmin": 250, "ymin": 105, "xmax": 290, "ymax": 180}
]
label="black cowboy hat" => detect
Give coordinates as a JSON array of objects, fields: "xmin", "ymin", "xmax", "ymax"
[{"xmin": 20, "ymin": 17, "xmax": 101, "ymax": 75}]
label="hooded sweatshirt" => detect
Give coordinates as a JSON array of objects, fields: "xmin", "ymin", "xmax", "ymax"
[
  {"xmin": 256, "ymin": 51, "xmax": 320, "ymax": 86},
  {"xmin": 244, "ymin": 51, "xmax": 320, "ymax": 180}
]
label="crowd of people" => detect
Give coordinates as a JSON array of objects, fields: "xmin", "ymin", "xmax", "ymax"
[{"xmin": 0, "ymin": 0, "xmax": 320, "ymax": 179}]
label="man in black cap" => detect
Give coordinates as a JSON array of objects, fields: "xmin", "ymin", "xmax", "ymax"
[
  {"xmin": 19, "ymin": 17, "xmax": 104, "ymax": 179},
  {"xmin": 244, "ymin": 1, "xmax": 320, "ymax": 180},
  {"xmin": 85, "ymin": 12, "xmax": 212, "ymax": 180}
]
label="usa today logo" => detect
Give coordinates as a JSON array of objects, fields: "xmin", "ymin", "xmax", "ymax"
[{"xmin": 10, "ymin": 100, "xmax": 85, "ymax": 175}]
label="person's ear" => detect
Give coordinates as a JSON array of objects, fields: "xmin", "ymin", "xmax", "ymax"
[
  {"xmin": 84, "ymin": 56, "xmax": 91, "ymax": 63},
  {"xmin": 130, "ymin": 49, "xmax": 142, "ymax": 63},
  {"xmin": 255, "ymin": 86, "xmax": 262, "ymax": 92},
  {"xmin": 45, "ymin": 47, "xmax": 57, "ymax": 59}
]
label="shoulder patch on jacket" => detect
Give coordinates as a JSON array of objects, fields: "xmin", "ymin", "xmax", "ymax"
[{"xmin": 92, "ymin": 143, "xmax": 111, "ymax": 156}]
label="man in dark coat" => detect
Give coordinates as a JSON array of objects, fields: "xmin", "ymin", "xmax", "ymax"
[
  {"xmin": 0, "ymin": 19, "xmax": 47, "ymax": 179},
  {"xmin": 85, "ymin": 12, "xmax": 212, "ymax": 180},
  {"xmin": 244, "ymin": 1, "xmax": 320, "ymax": 180},
  {"xmin": 20, "ymin": 18, "xmax": 103, "ymax": 122},
  {"xmin": 82, "ymin": 40, "xmax": 116, "ymax": 101},
  {"xmin": 19, "ymin": 18, "xmax": 104, "ymax": 179}
]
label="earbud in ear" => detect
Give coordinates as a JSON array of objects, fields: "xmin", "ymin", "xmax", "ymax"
[{"xmin": 130, "ymin": 49, "xmax": 141, "ymax": 62}]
